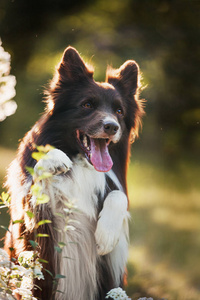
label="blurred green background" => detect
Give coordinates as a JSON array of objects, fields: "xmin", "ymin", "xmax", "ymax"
[{"xmin": 0, "ymin": 0, "xmax": 199, "ymax": 299}]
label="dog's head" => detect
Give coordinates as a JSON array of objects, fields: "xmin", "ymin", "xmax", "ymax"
[{"xmin": 46, "ymin": 47, "xmax": 144, "ymax": 172}]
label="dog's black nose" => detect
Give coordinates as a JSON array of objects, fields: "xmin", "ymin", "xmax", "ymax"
[{"xmin": 104, "ymin": 121, "xmax": 119, "ymax": 135}]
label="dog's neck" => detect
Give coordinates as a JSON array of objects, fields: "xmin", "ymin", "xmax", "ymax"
[{"xmin": 72, "ymin": 153, "xmax": 123, "ymax": 193}]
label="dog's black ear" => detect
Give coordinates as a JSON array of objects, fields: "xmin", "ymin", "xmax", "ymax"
[
  {"xmin": 106, "ymin": 60, "xmax": 139, "ymax": 96},
  {"xmin": 58, "ymin": 46, "xmax": 93, "ymax": 82},
  {"xmin": 106, "ymin": 60, "xmax": 145, "ymax": 138}
]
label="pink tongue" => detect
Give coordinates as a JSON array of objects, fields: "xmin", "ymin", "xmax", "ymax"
[{"xmin": 90, "ymin": 138, "xmax": 113, "ymax": 172}]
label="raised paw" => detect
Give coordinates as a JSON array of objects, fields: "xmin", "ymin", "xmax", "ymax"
[
  {"xmin": 34, "ymin": 149, "xmax": 73, "ymax": 177},
  {"xmin": 95, "ymin": 191, "xmax": 129, "ymax": 256}
]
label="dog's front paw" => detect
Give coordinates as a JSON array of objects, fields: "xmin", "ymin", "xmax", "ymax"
[
  {"xmin": 34, "ymin": 149, "xmax": 73, "ymax": 177},
  {"xmin": 95, "ymin": 191, "xmax": 128, "ymax": 256}
]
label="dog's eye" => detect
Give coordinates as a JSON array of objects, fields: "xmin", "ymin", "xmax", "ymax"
[
  {"xmin": 82, "ymin": 102, "xmax": 93, "ymax": 109},
  {"xmin": 116, "ymin": 108, "xmax": 123, "ymax": 116}
]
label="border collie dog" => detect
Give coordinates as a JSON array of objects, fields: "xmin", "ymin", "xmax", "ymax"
[{"xmin": 4, "ymin": 47, "xmax": 144, "ymax": 300}]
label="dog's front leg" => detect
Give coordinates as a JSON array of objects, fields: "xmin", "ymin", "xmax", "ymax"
[
  {"xmin": 95, "ymin": 190, "xmax": 129, "ymax": 256},
  {"xmin": 34, "ymin": 149, "xmax": 72, "ymax": 176},
  {"xmin": 32, "ymin": 149, "xmax": 72, "ymax": 212}
]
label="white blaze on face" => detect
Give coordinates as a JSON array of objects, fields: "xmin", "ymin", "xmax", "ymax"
[
  {"xmin": 103, "ymin": 116, "xmax": 121, "ymax": 143},
  {"xmin": 89, "ymin": 116, "xmax": 121, "ymax": 173}
]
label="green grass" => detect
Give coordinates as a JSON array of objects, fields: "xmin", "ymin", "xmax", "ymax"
[
  {"xmin": 126, "ymin": 152, "xmax": 200, "ymax": 300},
  {"xmin": 1, "ymin": 147, "xmax": 200, "ymax": 299}
]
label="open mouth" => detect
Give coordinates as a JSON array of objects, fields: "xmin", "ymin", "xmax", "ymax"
[{"xmin": 76, "ymin": 130, "xmax": 113, "ymax": 172}]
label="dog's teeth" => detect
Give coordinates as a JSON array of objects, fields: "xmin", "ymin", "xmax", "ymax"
[{"xmin": 83, "ymin": 135, "xmax": 87, "ymax": 148}]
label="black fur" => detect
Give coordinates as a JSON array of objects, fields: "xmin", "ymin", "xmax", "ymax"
[{"xmin": 4, "ymin": 46, "xmax": 144, "ymax": 299}]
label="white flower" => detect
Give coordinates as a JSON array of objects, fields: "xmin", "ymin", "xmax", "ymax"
[
  {"xmin": 0, "ymin": 248, "xmax": 44, "ymax": 298},
  {"xmin": 0, "ymin": 277, "xmax": 7, "ymax": 288},
  {"xmin": 20, "ymin": 276, "xmax": 34, "ymax": 291},
  {"xmin": 0, "ymin": 249, "xmax": 9, "ymax": 260},
  {"xmin": 0, "ymin": 291, "xmax": 15, "ymax": 300},
  {"xmin": 0, "ymin": 75, "xmax": 16, "ymax": 104},
  {"xmin": 0, "ymin": 39, "xmax": 10, "ymax": 76},
  {"xmin": 33, "ymin": 266, "xmax": 44, "ymax": 280},
  {"xmin": 0, "ymin": 38, "xmax": 17, "ymax": 121},
  {"xmin": 18, "ymin": 250, "xmax": 36, "ymax": 268},
  {"xmin": 138, "ymin": 298, "xmax": 154, "ymax": 300},
  {"xmin": 0, "ymin": 249, "xmax": 10, "ymax": 267},
  {"xmin": 106, "ymin": 287, "xmax": 131, "ymax": 299},
  {"xmin": 18, "ymin": 250, "xmax": 44, "ymax": 280},
  {"xmin": 0, "ymin": 266, "xmax": 10, "ymax": 278},
  {"xmin": 11, "ymin": 264, "xmax": 26, "ymax": 275},
  {"xmin": 13, "ymin": 287, "xmax": 32, "ymax": 299},
  {"xmin": 18, "ymin": 251, "xmax": 35, "ymax": 263}
]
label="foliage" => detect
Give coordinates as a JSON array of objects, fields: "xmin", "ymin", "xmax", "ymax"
[
  {"xmin": 0, "ymin": 0, "xmax": 199, "ymax": 156},
  {"xmin": 0, "ymin": 249, "xmax": 43, "ymax": 300},
  {"xmin": 0, "ymin": 146, "xmax": 153, "ymax": 300},
  {"xmin": 1, "ymin": 148, "xmax": 200, "ymax": 298},
  {"xmin": 0, "ymin": 2, "xmax": 199, "ymax": 295},
  {"xmin": 0, "ymin": 145, "xmax": 78, "ymax": 299}
]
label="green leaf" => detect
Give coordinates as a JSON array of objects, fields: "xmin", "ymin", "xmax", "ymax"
[
  {"xmin": 18, "ymin": 256, "xmax": 23, "ymax": 264},
  {"xmin": 11, "ymin": 257, "xmax": 16, "ymax": 262},
  {"xmin": 36, "ymin": 194, "xmax": 50, "ymax": 205},
  {"xmin": 68, "ymin": 241, "xmax": 78, "ymax": 245},
  {"xmin": 1, "ymin": 191, "xmax": 10, "ymax": 202},
  {"xmin": 56, "ymin": 290, "xmax": 65, "ymax": 294},
  {"xmin": 31, "ymin": 184, "xmax": 42, "ymax": 195},
  {"xmin": 12, "ymin": 219, "xmax": 24, "ymax": 224},
  {"xmin": 37, "ymin": 145, "xmax": 54, "ymax": 153},
  {"xmin": 44, "ymin": 268, "xmax": 53, "ymax": 277},
  {"xmin": 38, "ymin": 258, "xmax": 48, "ymax": 264},
  {"xmin": 55, "ymin": 212, "xmax": 65, "ymax": 218},
  {"xmin": 63, "ymin": 201, "xmax": 76, "ymax": 209},
  {"xmin": 63, "ymin": 256, "xmax": 75, "ymax": 260},
  {"xmin": 0, "ymin": 192, "xmax": 11, "ymax": 207},
  {"xmin": 36, "ymin": 233, "xmax": 49, "ymax": 238},
  {"xmin": 32, "ymin": 152, "xmax": 46, "ymax": 161},
  {"xmin": 29, "ymin": 240, "xmax": 38, "ymax": 249},
  {"xmin": 26, "ymin": 211, "xmax": 35, "ymax": 219},
  {"xmin": 5, "ymin": 289, "xmax": 12, "ymax": 295},
  {"xmin": 37, "ymin": 219, "xmax": 52, "ymax": 227},
  {"xmin": 54, "ymin": 246, "xmax": 62, "ymax": 253},
  {"xmin": 58, "ymin": 242, "xmax": 66, "ymax": 248},
  {"xmin": 0, "ymin": 225, "xmax": 10, "ymax": 232},
  {"xmin": 55, "ymin": 274, "xmax": 66, "ymax": 279},
  {"xmin": 53, "ymin": 227, "xmax": 62, "ymax": 233},
  {"xmin": 38, "ymin": 172, "xmax": 52, "ymax": 180},
  {"xmin": 25, "ymin": 166, "xmax": 34, "ymax": 176},
  {"xmin": 34, "ymin": 284, "xmax": 43, "ymax": 291}
]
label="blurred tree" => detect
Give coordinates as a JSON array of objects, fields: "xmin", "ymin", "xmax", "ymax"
[
  {"xmin": 127, "ymin": 0, "xmax": 200, "ymax": 156},
  {"xmin": 0, "ymin": 0, "xmax": 94, "ymax": 67},
  {"xmin": 0, "ymin": 0, "xmax": 199, "ymax": 159}
]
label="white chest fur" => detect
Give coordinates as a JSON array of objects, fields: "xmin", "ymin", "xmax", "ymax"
[
  {"xmin": 66, "ymin": 156, "xmax": 107, "ymax": 218},
  {"xmin": 34, "ymin": 150, "xmax": 129, "ymax": 300}
]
